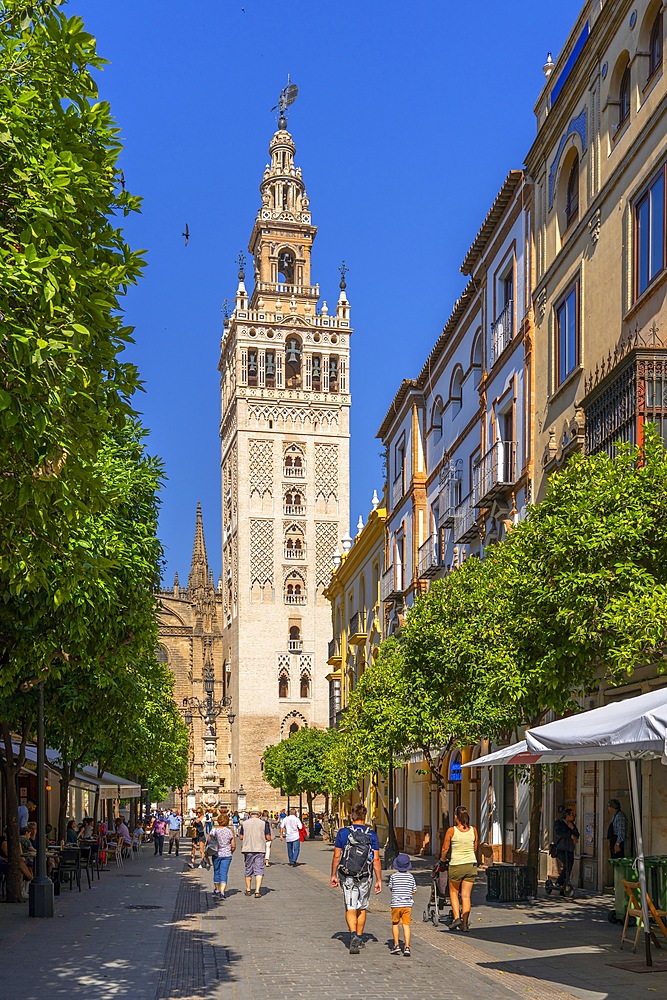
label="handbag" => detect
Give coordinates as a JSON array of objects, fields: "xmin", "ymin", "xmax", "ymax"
[
  {"xmin": 185, "ymin": 824, "xmax": 196, "ymax": 839},
  {"xmin": 205, "ymin": 840, "xmax": 217, "ymax": 858},
  {"xmin": 299, "ymin": 824, "xmax": 307, "ymax": 842}
]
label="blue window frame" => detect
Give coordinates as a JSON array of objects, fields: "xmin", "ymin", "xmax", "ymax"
[
  {"xmin": 635, "ymin": 166, "xmax": 666, "ymax": 299},
  {"xmin": 555, "ymin": 280, "xmax": 580, "ymax": 386}
]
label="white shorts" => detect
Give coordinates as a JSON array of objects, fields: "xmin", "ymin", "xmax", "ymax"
[{"xmin": 341, "ymin": 874, "xmax": 373, "ymax": 911}]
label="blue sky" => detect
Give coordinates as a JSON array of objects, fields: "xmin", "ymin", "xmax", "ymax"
[{"xmin": 69, "ymin": 0, "xmax": 582, "ymax": 582}]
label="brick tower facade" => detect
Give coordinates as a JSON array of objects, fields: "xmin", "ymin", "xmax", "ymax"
[{"xmin": 219, "ymin": 114, "xmax": 351, "ymax": 809}]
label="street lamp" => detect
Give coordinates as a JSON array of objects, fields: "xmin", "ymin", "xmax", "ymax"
[{"xmin": 181, "ymin": 666, "xmax": 233, "ymax": 730}]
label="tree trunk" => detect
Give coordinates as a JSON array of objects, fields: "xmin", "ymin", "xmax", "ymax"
[
  {"xmin": 0, "ymin": 722, "xmax": 28, "ymax": 903},
  {"xmin": 306, "ymin": 790, "xmax": 314, "ymax": 837},
  {"xmin": 528, "ymin": 764, "xmax": 543, "ymax": 873},
  {"xmin": 324, "ymin": 792, "xmax": 330, "ymax": 818},
  {"xmin": 57, "ymin": 768, "xmax": 69, "ymax": 842}
]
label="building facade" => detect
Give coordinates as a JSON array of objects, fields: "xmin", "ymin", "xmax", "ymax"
[
  {"xmin": 157, "ymin": 504, "xmax": 230, "ymax": 813},
  {"xmin": 522, "ymin": 0, "xmax": 667, "ymax": 889},
  {"xmin": 219, "ymin": 116, "xmax": 351, "ymax": 809}
]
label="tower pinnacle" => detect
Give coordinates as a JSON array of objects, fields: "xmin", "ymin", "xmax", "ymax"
[{"xmin": 188, "ymin": 501, "xmax": 209, "ymax": 593}]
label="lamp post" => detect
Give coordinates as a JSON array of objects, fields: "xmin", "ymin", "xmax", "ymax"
[
  {"xmin": 181, "ymin": 666, "xmax": 235, "ymax": 730},
  {"xmin": 181, "ymin": 666, "xmax": 235, "ymax": 809}
]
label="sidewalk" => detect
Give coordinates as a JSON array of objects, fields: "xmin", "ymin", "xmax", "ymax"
[{"xmin": 0, "ymin": 845, "xmax": 183, "ymax": 999}]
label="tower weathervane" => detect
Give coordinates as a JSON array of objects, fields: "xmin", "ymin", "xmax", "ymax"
[
  {"xmin": 338, "ymin": 260, "xmax": 349, "ymax": 290},
  {"xmin": 271, "ymin": 75, "xmax": 299, "ymax": 129}
]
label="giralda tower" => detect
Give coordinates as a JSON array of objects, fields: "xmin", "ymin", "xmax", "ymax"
[{"xmin": 218, "ymin": 107, "xmax": 351, "ymax": 808}]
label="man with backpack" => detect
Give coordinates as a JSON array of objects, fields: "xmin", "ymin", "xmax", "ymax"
[{"xmin": 330, "ymin": 803, "xmax": 382, "ymax": 954}]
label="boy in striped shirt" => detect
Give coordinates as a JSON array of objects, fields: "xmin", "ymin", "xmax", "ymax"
[{"xmin": 388, "ymin": 853, "xmax": 417, "ymax": 956}]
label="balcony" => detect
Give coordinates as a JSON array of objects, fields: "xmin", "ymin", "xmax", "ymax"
[
  {"xmin": 283, "ymin": 464, "xmax": 305, "ymax": 479},
  {"xmin": 418, "ymin": 534, "xmax": 443, "ymax": 579},
  {"xmin": 288, "ymin": 639, "xmax": 303, "ymax": 652},
  {"xmin": 284, "ymin": 504, "xmax": 305, "ymax": 516},
  {"xmin": 284, "ymin": 593, "xmax": 306, "ymax": 605},
  {"xmin": 348, "ymin": 611, "xmax": 366, "ymax": 645},
  {"xmin": 474, "ymin": 441, "xmax": 517, "ymax": 506},
  {"xmin": 491, "ymin": 300, "xmax": 514, "ymax": 364},
  {"xmin": 381, "ymin": 566, "xmax": 404, "ymax": 602},
  {"xmin": 284, "ymin": 545, "xmax": 306, "ymax": 560},
  {"xmin": 391, "ymin": 474, "xmax": 404, "ymax": 510},
  {"xmin": 453, "ymin": 492, "xmax": 478, "ymax": 544},
  {"xmin": 327, "ymin": 637, "xmax": 342, "ymax": 666}
]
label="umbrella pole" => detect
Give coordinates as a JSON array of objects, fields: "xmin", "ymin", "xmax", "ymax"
[{"xmin": 628, "ymin": 760, "xmax": 652, "ymax": 968}]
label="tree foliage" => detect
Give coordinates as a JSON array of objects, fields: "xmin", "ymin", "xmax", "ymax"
[{"xmin": 0, "ymin": 1, "xmax": 145, "ymax": 599}]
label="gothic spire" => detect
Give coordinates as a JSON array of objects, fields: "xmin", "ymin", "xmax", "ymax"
[{"xmin": 188, "ymin": 501, "xmax": 209, "ymax": 593}]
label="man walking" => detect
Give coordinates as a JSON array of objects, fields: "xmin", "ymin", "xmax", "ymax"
[
  {"xmin": 239, "ymin": 806, "xmax": 271, "ymax": 897},
  {"xmin": 280, "ymin": 807, "xmax": 303, "ymax": 866},
  {"xmin": 168, "ymin": 810, "xmax": 181, "ymax": 856},
  {"xmin": 331, "ymin": 803, "xmax": 382, "ymax": 954},
  {"xmin": 607, "ymin": 799, "xmax": 628, "ymax": 857}
]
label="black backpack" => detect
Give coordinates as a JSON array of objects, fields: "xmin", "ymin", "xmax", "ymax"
[{"xmin": 339, "ymin": 825, "xmax": 373, "ymax": 879}]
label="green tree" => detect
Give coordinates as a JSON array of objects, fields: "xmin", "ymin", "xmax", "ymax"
[
  {"xmin": 0, "ymin": 1, "xmax": 145, "ymax": 602},
  {"xmin": 0, "ymin": 419, "xmax": 164, "ymax": 896},
  {"xmin": 263, "ymin": 727, "xmax": 338, "ymax": 835}
]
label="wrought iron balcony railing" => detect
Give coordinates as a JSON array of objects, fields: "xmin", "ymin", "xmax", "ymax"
[
  {"xmin": 417, "ymin": 534, "xmax": 443, "ymax": 579},
  {"xmin": 349, "ymin": 611, "xmax": 366, "ymax": 642},
  {"xmin": 453, "ymin": 492, "xmax": 478, "ymax": 544},
  {"xmin": 491, "ymin": 299, "xmax": 514, "ymax": 364},
  {"xmin": 474, "ymin": 441, "xmax": 517, "ymax": 505}
]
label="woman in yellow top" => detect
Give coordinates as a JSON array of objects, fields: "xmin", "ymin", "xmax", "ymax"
[{"xmin": 440, "ymin": 805, "xmax": 478, "ymax": 932}]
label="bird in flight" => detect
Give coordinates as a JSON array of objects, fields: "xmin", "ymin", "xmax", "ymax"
[{"xmin": 182, "ymin": 223, "xmax": 189, "ymax": 246}]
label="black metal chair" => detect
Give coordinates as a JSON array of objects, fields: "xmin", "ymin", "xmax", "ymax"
[
  {"xmin": 77, "ymin": 845, "xmax": 93, "ymax": 888},
  {"xmin": 59, "ymin": 846, "xmax": 82, "ymax": 892}
]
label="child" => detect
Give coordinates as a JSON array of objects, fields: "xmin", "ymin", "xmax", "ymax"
[{"xmin": 388, "ymin": 853, "xmax": 417, "ymax": 956}]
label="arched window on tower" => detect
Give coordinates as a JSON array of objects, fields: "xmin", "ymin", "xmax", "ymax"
[
  {"xmin": 312, "ymin": 354, "xmax": 322, "ymax": 389},
  {"xmin": 289, "ymin": 722, "xmax": 300, "ymax": 735},
  {"xmin": 300, "ymin": 673, "xmax": 311, "ymax": 698},
  {"xmin": 279, "ymin": 671, "xmax": 289, "ymax": 699},
  {"xmin": 248, "ymin": 348, "xmax": 258, "ymax": 388},
  {"xmin": 278, "ymin": 248, "xmax": 295, "ymax": 284},
  {"xmin": 265, "ymin": 350, "xmax": 276, "ymax": 388},
  {"xmin": 285, "ymin": 336, "xmax": 302, "ymax": 388}
]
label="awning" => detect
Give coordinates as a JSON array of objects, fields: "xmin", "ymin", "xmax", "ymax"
[{"xmin": 13, "ymin": 744, "xmax": 141, "ymax": 799}]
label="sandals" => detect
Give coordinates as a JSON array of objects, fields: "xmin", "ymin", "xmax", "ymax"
[
  {"xmin": 254, "ymin": 892, "xmax": 261, "ymax": 898},
  {"xmin": 244, "ymin": 889, "xmax": 252, "ymax": 896}
]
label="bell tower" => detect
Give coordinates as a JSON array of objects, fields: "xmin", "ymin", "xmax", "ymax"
[{"xmin": 219, "ymin": 111, "xmax": 351, "ymax": 810}]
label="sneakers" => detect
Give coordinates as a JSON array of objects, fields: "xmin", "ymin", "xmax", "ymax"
[
  {"xmin": 349, "ymin": 935, "xmax": 360, "ymax": 955},
  {"xmin": 390, "ymin": 945, "xmax": 402, "ymax": 955},
  {"xmin": 403, "ymin": 946, "xmax": 411, "ymax": 957},
  {"xmin": 448, "ymin": 918, "xmax": 463, "ymax": 931}
]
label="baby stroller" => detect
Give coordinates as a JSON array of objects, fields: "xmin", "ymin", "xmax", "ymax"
[{"xmin": 423, "ymin": 860, "xmax": 453, "ymax": 926}]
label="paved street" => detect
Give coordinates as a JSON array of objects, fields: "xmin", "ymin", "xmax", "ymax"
[{"xmin": 2, "ymin": 840, "xmax": 667, "ymax": 999}]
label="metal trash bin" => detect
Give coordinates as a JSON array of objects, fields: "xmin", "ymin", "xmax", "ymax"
[
  {"xmin": 486, "ymin": 864, "xmax": 537, "ymax": 902},
  {"xmin": 609, "ymin": 857, "xmax": 638, "ymax": 922}
]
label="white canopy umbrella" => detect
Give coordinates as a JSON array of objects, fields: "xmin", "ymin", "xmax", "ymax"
[{"xmin": 470, "ymin": 687, "xmax": 667, "ymax": 967}]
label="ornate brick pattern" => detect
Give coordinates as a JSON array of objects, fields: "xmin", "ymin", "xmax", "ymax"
[
  {"xmin": 315, "ymin": 521, "xmax": 339, "ymax": 588},
  {"xmin": 249, "ymin": 439, "xmax": 273, "ymax": 498},
  {"xmin": 314, "ymin": 443, "xmax": 338, "ymax": 500},
  {"xmin": 250, "ymin": 519, "xmax": 274, "ymax": 587}
]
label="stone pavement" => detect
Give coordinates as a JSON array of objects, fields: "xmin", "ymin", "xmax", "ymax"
[{"xmin": 2, "ymin": 838, "xmax": 667, "ymax": 999}]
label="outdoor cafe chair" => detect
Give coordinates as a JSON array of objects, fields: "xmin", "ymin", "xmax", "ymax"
[
  {"xmin": 59, "ymin": 847, "xmax": 82, "ymax": 892},
  {"xmin": 621, "ymin": 880, "xmax": 667, "ymax": 952},
  {"xmin": 77, "ymin": 844, "xmax": 94, "ymax": 888}
]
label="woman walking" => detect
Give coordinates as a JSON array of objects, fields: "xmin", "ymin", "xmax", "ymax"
[
  {"xmin": 440, "ymin": 805, "xmax": 478, "ymax": 932},
  {"xmin": 209, "ymin": 812, "xmax": 236, "ymax": 898},
  {"xmin": 188, "ymin": 807, "xmax": 207, "ymax": 869}
]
